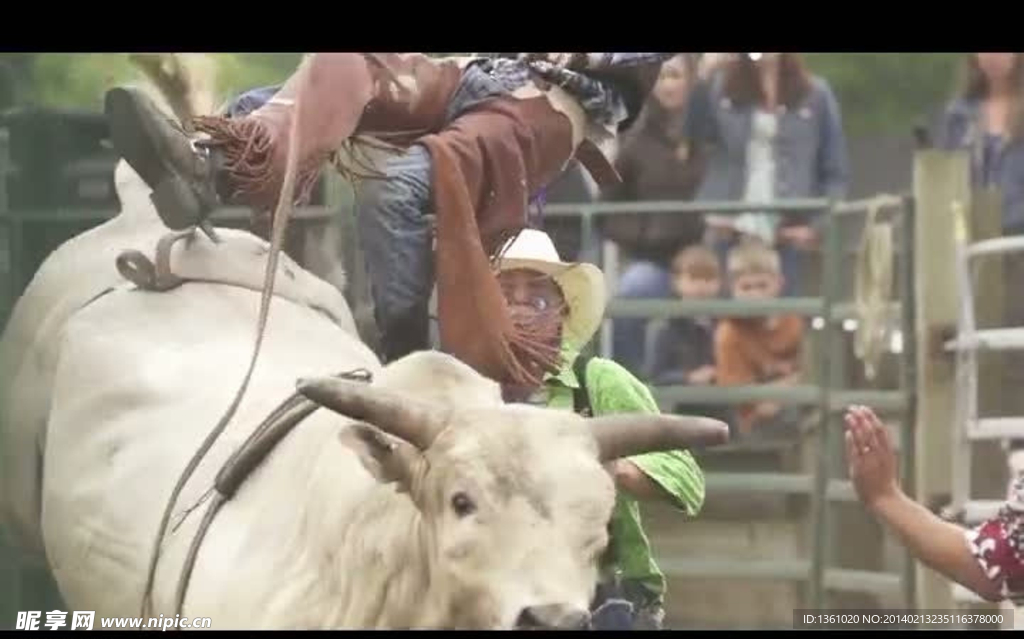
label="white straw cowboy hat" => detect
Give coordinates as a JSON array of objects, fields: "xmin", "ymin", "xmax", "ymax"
[{"xmin": 494, "ymin": 229, "xmax": 608, "ymax": 349}]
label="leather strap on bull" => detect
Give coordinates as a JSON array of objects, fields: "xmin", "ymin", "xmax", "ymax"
[{"xmin": 420, "ymin": 94, "xmax": 575, "ymax": 387}]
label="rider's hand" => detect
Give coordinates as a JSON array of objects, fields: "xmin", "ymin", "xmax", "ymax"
[{"xmin": 844, "ymin": 405, "xmax": 900, "ymax": 511}]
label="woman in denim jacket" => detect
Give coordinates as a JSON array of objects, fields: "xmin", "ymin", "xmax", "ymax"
[
  {"xmin": 938, "ymin": 53, "xmax": 1024, "ymax": 234},
  {"xmin": 937, "ymin": 52, "xmax": 1024, "ymax": 438},
  {"xmin": 684, "ymin": 53, "xmax": 849, "ymax": 296}
]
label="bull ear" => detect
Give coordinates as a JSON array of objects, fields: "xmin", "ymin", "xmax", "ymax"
[{"xmin": 339, "ymin": 423, "xmax": 423, "ymax": 494}]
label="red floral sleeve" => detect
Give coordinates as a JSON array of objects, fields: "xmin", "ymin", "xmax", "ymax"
[{"xmin": 965, "ymin": 473, "xmax": 1024, "ymax": 601}]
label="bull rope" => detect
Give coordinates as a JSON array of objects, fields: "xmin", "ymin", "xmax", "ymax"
[{"xmin": 136, "ymin": 57, "xmax": 308, "ymax": 619}]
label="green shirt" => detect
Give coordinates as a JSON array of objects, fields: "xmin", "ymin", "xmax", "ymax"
[{"xmin": 543, "ymin": 346, "xmax": 707, "ymax": 604}]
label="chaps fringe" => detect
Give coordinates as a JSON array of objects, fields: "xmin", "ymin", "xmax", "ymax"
[
  {"xmin": 424, "ymin": 135, "xmax": 562, "ymax": 388},
  {"xmin": 192, "ymin": 115, "xmax": 323, "ymax": 212}
]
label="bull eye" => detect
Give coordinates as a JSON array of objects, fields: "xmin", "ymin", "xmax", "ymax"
[{"xmin": 450, "ymin": 491, "xmax": 477, "ymax": 518}]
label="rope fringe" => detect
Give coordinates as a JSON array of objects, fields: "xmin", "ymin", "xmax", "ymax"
[{"xmin": 853, "ymin": 194, "xmax": 902, "ymax": 380}]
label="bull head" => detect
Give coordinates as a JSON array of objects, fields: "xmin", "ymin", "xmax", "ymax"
[{"xmin": 296, "ymin": 368, "xmax": 730, "ymax": 630}]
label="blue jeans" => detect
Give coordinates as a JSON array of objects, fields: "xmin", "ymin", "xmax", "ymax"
[
  {"xmin": 353, "ymin": 144, "xmax": 436, "ymax": 361},
  {"xmin": 612, "ymin": 260, "xmax": 673, "ymax": 375}
]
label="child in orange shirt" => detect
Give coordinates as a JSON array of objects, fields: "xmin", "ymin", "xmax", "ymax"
[{"xmin": 714, "ymin": 240, "xmax": 805, "ymax": 436}]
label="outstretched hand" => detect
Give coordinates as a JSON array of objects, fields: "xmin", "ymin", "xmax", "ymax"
[{"xmin": 844, "ymin": 405, "xmax": 900, "ymax": 510}]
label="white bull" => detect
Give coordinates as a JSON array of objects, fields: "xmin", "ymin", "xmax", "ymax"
[{"xmin": 0, "ymin": 160, "xmax": 727, "ymax": 629}]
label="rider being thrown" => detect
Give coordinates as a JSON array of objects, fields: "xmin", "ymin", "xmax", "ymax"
[{"xmin": 104, "ymin": 52, "xmax": 672, "ymax": 387}]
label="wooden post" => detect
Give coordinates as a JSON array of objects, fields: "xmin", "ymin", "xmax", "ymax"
[
  {"xmin": 969, "ymin": 188, "xmax": 1006, "ymax": 498},
  {"xmin": 911, "ymin": 149, "xmax": 970, "ymax": 611}
]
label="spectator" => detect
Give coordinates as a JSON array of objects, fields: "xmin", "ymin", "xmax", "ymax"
[
  {"xmin": 647, "ymin": 245, "xmax": 724, "ymax": 420},
  {"xmin": 936, "ymin": 53, "xmax": 1024, "ymax": 428},
  {"xmin": 685, "ymin": 52, "xmax": 849, "ymax": 296},
  {"xmin": 714, "ymin": 240, "xmax": 804, "ymax": 438},
  {"xmin": 600, "ymin": 53, "xmax": 708, "ymax": 374},
  {"xmin": 938, "ymin": 53, "xmax": 1024, "ymax": 231}
]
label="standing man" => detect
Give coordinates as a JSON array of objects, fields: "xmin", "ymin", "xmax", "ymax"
[
  {"xmin": 493, "ymin": 228, "xmax": 712, "ymax": 629},
  {"xmin": 103, "ymin": 52, "xmax": 672, "ymax": 368}
]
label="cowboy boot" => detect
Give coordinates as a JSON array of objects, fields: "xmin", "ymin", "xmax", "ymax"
[{"xmin": 104, "ymin": 87, "xmax": 227, "ymax": 233}]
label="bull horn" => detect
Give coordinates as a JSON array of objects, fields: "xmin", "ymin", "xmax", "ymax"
[
  {"xmin": 296, "ymin": 377, "xmax": 449, "ymax": 450},
  {"xmin": 588, "ymin": 414, "xmax": 730, "ymax": 461}
]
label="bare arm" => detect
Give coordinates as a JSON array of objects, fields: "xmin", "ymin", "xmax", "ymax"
[
  {"xmin": 844, "ymin": 406, "xmax": 1002, "ymax": 601},
  {"xmin": 869, "ymin": 491, "xmax": 1000, "ymax": 601}
]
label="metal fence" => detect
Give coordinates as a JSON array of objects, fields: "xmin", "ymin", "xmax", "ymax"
[{"xmin": 542, "ymin": 196, "xmax": 917, "ymax": 612}]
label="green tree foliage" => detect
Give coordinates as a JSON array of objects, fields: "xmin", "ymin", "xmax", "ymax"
[{"xmin": 805, "ymin": 53, "xmax": 963, "ymax": 136}]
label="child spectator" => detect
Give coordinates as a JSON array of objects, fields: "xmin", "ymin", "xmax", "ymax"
[
  {"xmin": 714, "ymin": 240, "xmax": 805, "ymax": 437},
  {"xmin": 648, "ymin": 245, "xmax": 720, "ymax": 386},
  {"xmin": 647, "ymin": 245, "xmax": 725, "ymax": 421}
]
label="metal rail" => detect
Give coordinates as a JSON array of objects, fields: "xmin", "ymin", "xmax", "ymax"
[{"xmin": 545, "ymin": 195, "xmax": 916, "ymax": 610}]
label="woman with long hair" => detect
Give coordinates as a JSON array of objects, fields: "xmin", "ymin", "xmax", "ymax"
[
  {"xmin": 939, "ymin": 54, "xmax": 1024, "ymax": 408},
  {"xmin": 938, "ymin": 52, "xmax": 1024, "ymax": 530},
  {"xmin": 684, "ymin": 52, "xmax": 849, "ymax": 296},
  {"xmin": 939, "ymin": 52, "xmax": 1024, "ymax": 215},
  {"xmin": 600, "ymin": 53, "xmax": 709, "ymax": 375}
]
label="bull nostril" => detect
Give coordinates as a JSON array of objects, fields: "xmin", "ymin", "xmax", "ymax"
[{"xmin": 516, "ymin": 605, "xmax": 591, "ymax": 630}]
